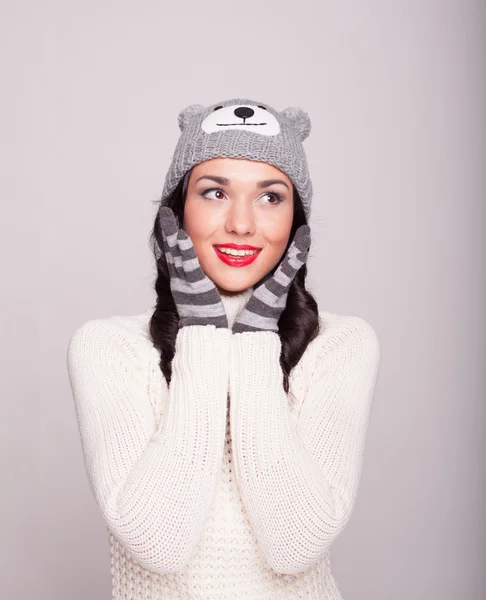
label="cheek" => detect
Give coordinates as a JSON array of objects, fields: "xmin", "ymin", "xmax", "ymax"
[
  {"xmin": 262, "ymin": 210, "xmax": 293, "ymax": 251},
  {"xmin": 183, "ymin": 201, "xmax": 220, "ymax": 264},
  {"xmin": 183, "ymin": 200, "xmax": 213, "ymax": 239}
]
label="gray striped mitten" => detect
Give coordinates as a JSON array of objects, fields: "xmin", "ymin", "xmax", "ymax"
[
  {"xmin": 232, "ymin": 224, "xmax": 311, "ymax": 334},
  {"xmin": 158, "ymin": 207, "xmax": 228, "ymax": 329}
]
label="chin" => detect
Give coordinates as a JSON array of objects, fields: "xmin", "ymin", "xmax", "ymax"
[
  {"xmin": 215, "ymin": 280, "xmax": 254, "ymax": 294},
  {"xmin": 210, "ymin": 271, "xmax": 262, "ymax": 294}
]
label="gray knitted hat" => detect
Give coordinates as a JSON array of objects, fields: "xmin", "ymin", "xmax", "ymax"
[{"xmin": 161, "ymin": 97, "xmax": 313, "ymax": 220}]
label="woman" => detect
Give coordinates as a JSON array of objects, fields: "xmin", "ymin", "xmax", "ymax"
[{"xmin": 67, "ymin": 98, "xmax": 381, "ymax": 599}]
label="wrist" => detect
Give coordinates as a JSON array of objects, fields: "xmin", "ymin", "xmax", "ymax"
[
  {"xmin": 232, "ymin": 309, "xmax": 281, "ymax": 334},
  {"xmin": 180, "ymin": 315, "xmax": 229, "ymax": 329}
]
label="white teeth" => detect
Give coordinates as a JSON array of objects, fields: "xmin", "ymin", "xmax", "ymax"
[{"xmin": 216, "ymin": 246, "xmax": 259, "ymax": 257}]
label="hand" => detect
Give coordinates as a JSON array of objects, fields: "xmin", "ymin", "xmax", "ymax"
[
  {"xmin": 232, "ymin": 224, "xmax": 311, "ymax": 334},
  {"xmin": 158, "ymin": 207, "xmax": 228, "ymax": 329}
]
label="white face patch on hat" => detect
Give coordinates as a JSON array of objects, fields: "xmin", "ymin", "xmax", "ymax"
[{"xmin": 201, "ymin": 103, "xmax": 280, "ymax": 136}]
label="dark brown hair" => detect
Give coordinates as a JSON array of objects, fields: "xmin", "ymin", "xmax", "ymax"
[{"xmin": 148, "ymin": 171, "xmax": 321, "ymax": 393}]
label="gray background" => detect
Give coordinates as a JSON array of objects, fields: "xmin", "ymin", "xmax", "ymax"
[{"xmin": 2, "ymin": 1, "xmax": 485, "ymax": 598}]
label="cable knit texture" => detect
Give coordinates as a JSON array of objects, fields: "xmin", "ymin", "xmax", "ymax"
[{"xmin": 66, "ymin": 286, "xmax": 381, "ymax": 599}]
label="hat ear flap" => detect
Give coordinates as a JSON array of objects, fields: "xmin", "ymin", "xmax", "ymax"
[
  {"xmin": 281, "ymin": 106, "xmax": 311, "ymax": 141},
  {"xmin": 177, "ymin": 104, "xmax": 205, "ymax": 131}
]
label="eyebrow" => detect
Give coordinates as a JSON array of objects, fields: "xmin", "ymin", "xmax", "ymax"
[{"xmin": 195, "ymin": 174, "xmax": 290, "ymax": 190}]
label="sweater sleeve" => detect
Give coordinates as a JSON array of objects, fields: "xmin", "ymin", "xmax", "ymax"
[
  {"xmin": 67, "ymin": 320, "xmax": 231, "ymax": 574},
  {"xmin": 228, "ymin": 316, "xmax": 381, "ymax": 575}
]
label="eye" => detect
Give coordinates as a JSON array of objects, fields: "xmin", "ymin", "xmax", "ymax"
[
  {"xmin": 261, "ymin": 192, "xmax": 283, "ymax": 205},
  {"xmin": 200, "ymin": 187, "xmax": 226, "ymax": 200},
  {"xmin": 257, "ymin": 105, "xmax": 267, "ymax": 110},
  {"xmin": 213, "ymin": 105, "xmax": 223, "ymax": 111}
]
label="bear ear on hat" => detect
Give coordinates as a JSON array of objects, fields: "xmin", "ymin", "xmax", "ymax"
[
  {"xmin": 281, "ymin": 106, "xmax": 311, "ymax": 141},
  {"xmin": 177, "ymin": 104, "xmax": 205, "ymax": 131}
]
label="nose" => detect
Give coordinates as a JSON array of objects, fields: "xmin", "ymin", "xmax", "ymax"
[
  {"xmin": 234, "ymin": 106, "xmax": 254, "ymax": 120},
  {"xmin": 225, "ymin": 200, "xmax": 256, "ymax": 237}
]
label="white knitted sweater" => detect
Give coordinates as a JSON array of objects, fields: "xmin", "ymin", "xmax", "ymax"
[{"xmin": 67, "ymin": 287, "xmax": 381, "ymax": 599}]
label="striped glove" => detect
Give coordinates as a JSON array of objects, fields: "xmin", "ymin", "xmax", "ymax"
[
  {"xmin": 232, "ymin": 224, "xmax": 311, "ymax": 334},
  {"xmin": 158, "ymin": 207, "xmax": 228, "ymax": 329}
]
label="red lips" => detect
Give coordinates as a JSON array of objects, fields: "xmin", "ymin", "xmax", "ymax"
[
  {"xmin": 215, "ymin": 243, "xmax": 261, "ymax": 250},
  {"xmin": 213, "ymin": 244, "xmax": 262, "ymax": 267}
]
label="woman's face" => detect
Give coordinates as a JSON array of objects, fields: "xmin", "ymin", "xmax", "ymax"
[{"xmin": 182, "ymin": 157, "xmax": 294, "ymax": 294}]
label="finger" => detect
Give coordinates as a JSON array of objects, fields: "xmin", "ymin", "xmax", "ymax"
[
  {"xmin": 282, "ymin": 225, "xmax": 311, "ymax": 272},
  {"xmin": 293, "ymin": 224, "xmax": 311, "ymax": 257},
  {"xmin": 175, "ymin": 230, "xmax": 223, "ymax": 304},
  {"xmin": 158, "ymin": 207, "xmax": 179, "ymax": 260},
  {"xmin": 159, "ymin": 208, "xmax": 186, "ymax": 278},
  {"xmin": 177, "ymin": 229, "xmax": 198, "ymax": 267},
  {"xmin": 176, "ymin": 229, "xmax": 206, "ymax": 283},
  {"xmin": 157, "ymin": 208, "xmax": 176, "ymax": 276},
  {"xmin": 286, "ymin": 225, "xmax": 311, "ymax": 267},
  {"xmin": 158, "ymin": 208, "xmax": 186, "ymax": 282},
  {"xmin": 172, "ymin": 230, "xmax": 226, "ymax": 319},
  {"xmin": 158, "ymin": 206, "xmax": 178, "ymax": 239},
  {"xmin": 262, "ymin": 226, "xmax": 310, "ymax": 294}
]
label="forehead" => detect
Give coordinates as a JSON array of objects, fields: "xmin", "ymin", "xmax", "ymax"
[{"xmin": 190, "ymin": 158, "xmax": 291, "ymax": 185}]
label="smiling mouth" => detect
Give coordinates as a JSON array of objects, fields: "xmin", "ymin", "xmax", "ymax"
[
  {"xmin": 214, "ymin": 245, "xmax": 262, "ymax": 256},
  {"xmin": 216, "ymin": 122, "xmax": 267, "ymax": 126},
  {"xmin": 213, "ymin": 245, "xmax": 262, "ymax": 266}
]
